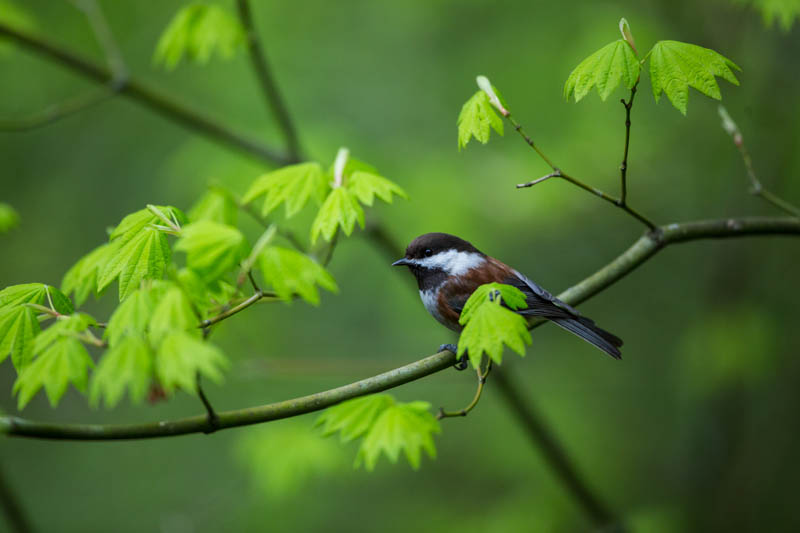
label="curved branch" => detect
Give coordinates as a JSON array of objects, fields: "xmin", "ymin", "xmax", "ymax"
[
  {"xmin": 1, "ymin": 215, "xmax": 798, "ymax": 440},
  {"xmin": 0, "ymin": 22, "xmax": 292, "ymax": 166}
]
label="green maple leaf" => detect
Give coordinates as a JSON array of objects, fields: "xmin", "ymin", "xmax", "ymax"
[
  {"xmin": 0, "ymin": 283, "xmax": 73, "ymax": 314},
  {"xmin": 457, "ymin": 90, "xmax": 504, "ymax": 150},
  {"xmin": 564, "ymin": 39, "xmax": 640, "ymax": 102},
  {"xmin": 458, "ymin": 283, "xmax": 531, "ymax": 368},
  {"xmin": 356, "ymin": 401, "xmax": 440, "ymax": 471},
  {"xmin": 174, "ymin": 220, "xmax": 247, "ymax": 282},
  {"xmin": 61, "ymin": 244, "xmax": 113, "ymax": 307},
  {"xmin": 310, "ymin": 187, "xmax": 364, "ymax": 244},
  {"xmin": 90, "ymin": 334, "xmax": 152, "ymax": 408},
  {"xmin": 316, "ymin": 394, "xmax": 395, "ymax": 442},
  {"xmin": 156, "ymin": 331, "xmax": 229, "ymax": 394},
  {"xmin": 13, "ymin": 317, "xmax": 95, "ymax": 409},
  {"xmin": 153, "ymin": 3, "xmax": 244, "ymax": 70},
  {"xmin": 98, "ymin": 207, "xmax": 182, "ymax": 301},
  {"xmin": 0, "ymin": 306, "xmax": 40, "ymax": 371},
  {"xmin": 242, "ymin": 162, "xmax": 326, "ymax": 218},
  {"xmin": 187, "ymin": 186, "xmax": 238, "ymax": 225},
  {"xmin": 648, "ymin": 40, "xmax": 740, "ymax": 115},
  {"xmin": 147, "ymin": 285, "xmax": 198, "ymax": 344},
  {"xmin": 346, "ymin": 171, "xmax": 408, "ymax": 207},
  {"xmin": 104, "ymin": 285, "xmax": 163, "ymax": 347},
  {"xmin": 258, "ymin": 246, "xmax": 338, "ymax": 305}
]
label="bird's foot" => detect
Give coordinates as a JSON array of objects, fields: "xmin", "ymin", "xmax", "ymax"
[{"xmin": 438, "ymin": 344, "xmax": 469, "ymax": 371}]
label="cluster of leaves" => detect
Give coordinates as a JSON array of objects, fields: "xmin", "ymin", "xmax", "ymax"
[
  {"xmin": 457, "ymin": 19, "xmax": 741, "ymax": 149},
  {"xmin": 153, "ymin": 2, "xmax": 244, "ymax": 70},
  {"xmin": 0, "ymin": 202, "xmax": 19, "ymax": 233},
  {"xmin": 563, "ymin": 19, "xmax": 740, "ymax": 115},
  {"xmin": 457, "ymin": 283, "xmax": 532, "ymax": 369},
  {"xmin": 730, "ymin": 0, "xmax": 800, "ymax": 30},
  {"xmin": 242, "ymin": 155, "xmax": 407, "ymax": 245},
  {"xmin": 1, "ymin": 152, "xmax": 405, "ymax": 411},
  {"xmin": 316, "ymin": 394, "xmax": 441, "ymax": 470}
]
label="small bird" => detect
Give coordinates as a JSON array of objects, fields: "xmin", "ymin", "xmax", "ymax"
[{"xmin": 392, "ymin": 232, "xmax": 622, "ymax": 360}]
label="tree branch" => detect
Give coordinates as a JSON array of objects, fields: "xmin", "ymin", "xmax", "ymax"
[
  {"xmin": 1, "ymin": 215, "xmax": 797, "ymax": 441},
  {"xmin": 235, "ymin": 0, "xmax": 302, "ymax": 163},
  {"xmin": 0, "ymin": 22, "xmax": 292, "ymax": 166}
]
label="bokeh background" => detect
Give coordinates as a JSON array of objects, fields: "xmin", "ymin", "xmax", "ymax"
[{"xmin": 1, "ymin": 0, "xmax": 800, "ymax": 531}]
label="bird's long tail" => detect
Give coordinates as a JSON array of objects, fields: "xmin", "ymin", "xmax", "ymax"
[{"xmin": 550, "ymin": 317, "xmax": 623, "ymax": 359}]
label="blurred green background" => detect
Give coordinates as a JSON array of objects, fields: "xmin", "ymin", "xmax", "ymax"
[{"xmin": 1, "ymin": 0, "xmax": 800, "ymax": 531}]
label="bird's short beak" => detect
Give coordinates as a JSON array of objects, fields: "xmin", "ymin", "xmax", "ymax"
[{"xmin": 392, "ymin": 258, "xmax": 412, "ymax": 267}]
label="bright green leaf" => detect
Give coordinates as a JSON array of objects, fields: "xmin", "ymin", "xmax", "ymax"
[
  {"xmin": 187, "ymin": 186, "xmax": 238, "ymax": 225},
  {"xmin": 32, "ymin": 313, "xmax": 96, "ymax": 356},
  {"xmin": 648, "ymin": 40, "xmax": 740, "ymax": 115},
  {"xmin": 356, "ymin": 401, "xmax": 440, "ymax": 471},
  {"xmin": 564, "ymin": 39, "xmax": 639, "ymax": 102},
  {"xmin": 457, "ymin": 90, "xmax": 504, "ymax": 150},
  {"xmin": 175, "ymin": 220, "xmax": 247, "ymax": 282},
  {"xmin": 148, "ymin": 285, "xmax": 198, "ymax": 344},
  {"xmin": 310, "ymin": 188, "xmax": 364, "ymax": 244},
  {"xmin": 98, "ymin": 207, "xmax": 180, "ymax": 301},
  {"xmin": 90, "ymin": 335, "xmax": 152, "ymax": 408},
  {"xmin": 242, "ymin": 162, "xmax": 326, "ymax": 218},
  {"xmin": 0, "ymin": 283, "xmax": 47, "ymax": 310},
  {"xmin": 458, "ymin": 283, "xmax": 531, "ymax": 368},
  {"xmin": 153, "ymin": 3, "xmax": 244, "ymax": 70},
  {"xmin": 258, "ymin": 246, "xmax": 338, "ymax": 305},
  {"xmin": 105, "ymin": 286, "xmax": 159, "ymax": 347},
  {"xmin": 0, "ymin": 307, "xmax": 40, "ymax": 371},
  {"xmin": 13, "ymin": 335, "xmax": 93, "ymax": 409},
  {"xmin": 156, "ymin": 331, "xmax": 229, "ymax": 394},
  {"xmin": 0, "ymin": 202, "xmax": 19, "ymax": 233},
  {"xmin": 346, "ymin": 171, "xmax": 408, "ymax": 207},
  {"xmin": 316, "ymin": 394, "xmax": 395, "ymax": 443},
  {"xmin": 61, "ymin": 244, "xmax": 113, "ymax": 307}
]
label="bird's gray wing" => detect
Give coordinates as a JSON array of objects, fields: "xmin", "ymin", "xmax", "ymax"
[{"xmin": 503, "ymin": 269, "xmax": 582, "ymax": 319}]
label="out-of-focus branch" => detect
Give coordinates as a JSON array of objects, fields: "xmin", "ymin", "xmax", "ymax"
[
  {"xmin": 2, "ymin": 215, "xmax": 797, "ymax": 441},
  {"xmin": 0, "ymin": 21, "xmax": 292, "ymax": 166},
  {"xmin": 492, "ymin": 367, "xmax": 618, "ymax": 530},
  {"xmin": 0, "ymin": 464, "xmax": 32, "ymax": 533},
  {"xmin": 236, "ymin": 0, "xmax": 302, "ymax": 163}
]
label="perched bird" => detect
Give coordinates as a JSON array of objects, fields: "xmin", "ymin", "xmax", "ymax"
[{"xmin": 392, "ymin": 232, "xmax": 622, "ymax": 360}]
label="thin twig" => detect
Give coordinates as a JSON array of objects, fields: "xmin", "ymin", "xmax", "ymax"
[
  {"xmin": 0, "ymin": 21, "xmax": 292, "ymax": 166},
  {"xmin": 236, "ymin": 0, "xmax": 302, "ymax": 162},
  {"xmin": 2, "ymin": 216, "xmax": 798, "ymax": 441},
  {"xmin": 718, "ymin": 106, "xmax": 800, "ymax": 217},
  {"xmin": 492, "ymin": 367, "xmax": 618, "ymax": 529},
  {"xmin": 200, "ymin": 290, "xmax": 265, "ymax": 329},
  {"xmin": 0, "ymin": 464, "xmax": 32, "ymax": 533},
  {"xmin": 0, "ymin": 90, "xmax": 114, "ymax": 132},
  {"xmin": 507, "ymin": 113, "xmax": 657, "ymax": 230},
  {"xmin": 196, "ymin": 374, "xmax": 219, "ymax": 433},
  {"xmin": 517, "ymin": 170, "xmax": 562, "ymax": 189}
]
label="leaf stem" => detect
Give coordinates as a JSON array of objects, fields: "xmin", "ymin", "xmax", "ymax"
[{"xmin": 437, "ymin": 358, "xmax": 492, "ymax": 420}]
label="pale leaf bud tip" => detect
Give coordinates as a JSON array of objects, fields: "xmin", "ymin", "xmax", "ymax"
[
  {"xmin": 476, "ymin": 75, "xmax": 508, "ymax": 116},
  {"xmin": 717, "ymin": 105, "xmax": 739, "ymax": 138},
  {"xmin": 333, "ymin": 147, "xmax": 350, "ymax": 188},
  {"xmin": 619, "ymin": 18, "xmax": 638, "ymax": 55}
]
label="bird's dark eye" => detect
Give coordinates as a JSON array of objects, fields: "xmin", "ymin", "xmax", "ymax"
[{"xmin": 424, "ymin": 249, "xmax": 433, "ymax": 257}]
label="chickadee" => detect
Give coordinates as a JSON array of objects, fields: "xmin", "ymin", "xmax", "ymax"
[{"xmin": 392, "ymin": 233, "xmax": 622, "ymax": 360}]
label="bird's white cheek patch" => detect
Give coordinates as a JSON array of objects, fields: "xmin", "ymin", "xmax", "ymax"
[{"xmin": 417, "ymin": 250, "xmax": 485, "ymax": 275}]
